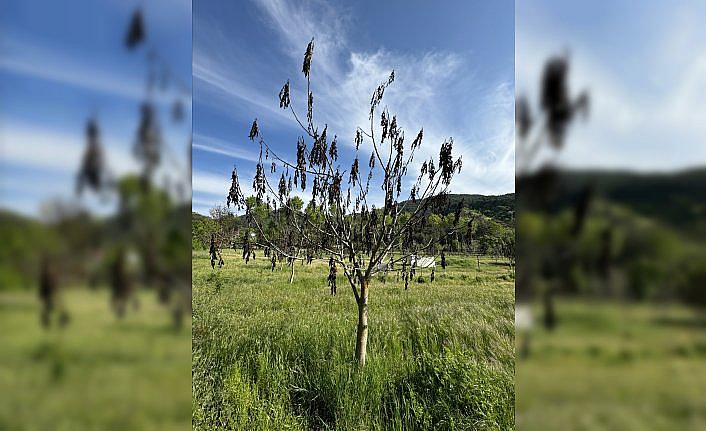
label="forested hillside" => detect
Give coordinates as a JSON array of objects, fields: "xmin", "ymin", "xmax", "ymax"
[
  {"xmin": 401, "ymin": 193, "xmax": 515, "ymax": 225},
  {"xmin": 521, "ymin": 167, "xmax": 706, "ymax": 238}
]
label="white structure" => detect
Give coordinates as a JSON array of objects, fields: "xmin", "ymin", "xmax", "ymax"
[
  {"xmin": 515, "ymin": 304, "xmax": 534, "ymax": 330},
  {"xmin": 402, "ymin": 255, "xmax": 436, "ymax": 269},
  {"xmin": 415, "ymin": 256, "xmax": 436, "ymax": 269},
  {"xmin": 371, "ymin": 255, "xmax": 436, "ymax": 276}
]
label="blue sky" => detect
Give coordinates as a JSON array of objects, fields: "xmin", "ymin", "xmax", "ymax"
[
  {"xmin": 4, "ymin": 1, "xmax": 704, "ymax": 218},
  {"xmin": 517, "ymin": 0, "xmax": 706, "ymax": 172},
  {"xmin": 193, "ymin": 0, "xmax": 515, "ymax": 215},
  {"xmin": 0, "ymin": 0, "xmax": 191, "ymax": 217}
]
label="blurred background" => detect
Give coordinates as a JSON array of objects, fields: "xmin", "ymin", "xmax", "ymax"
[
  {"xmin": 0, "ymin": 1, "xmax": 192, "ymax": 429},
  {"xmin": 4, "ymin": 0, "xmax": 706, "ymax": 429},
  {"xmin": 516, "ymin": 1, "xmax": 706, "ymax": 430}
]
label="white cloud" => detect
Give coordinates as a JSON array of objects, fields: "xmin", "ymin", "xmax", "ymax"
[
  {"xmin": 192, "ymin": 170, "xmax": 231, "ymax": 197},
  {"xmin": 0, "ymin": 123, "xmax": 190, "ymax": 215},
  {"xmin": 0, "ymin": 124, "xmax": 135, "ymax": 175}
]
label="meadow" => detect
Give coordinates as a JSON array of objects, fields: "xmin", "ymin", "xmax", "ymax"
[
  {"xmin": 192, "ymin": 249, "xmax": 515, "ymax": 430},
  {"xmin": 0, "ymin": 288, "xmax": 191, "ymax": 430},
  {"xmin": 516, "ymin": 300, "xmax": 706, "ymax": 430}
]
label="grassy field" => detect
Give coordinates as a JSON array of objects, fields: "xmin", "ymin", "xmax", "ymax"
[
  {"xmin": 516, "ymin": 300, "xmax": 706, "ymax": 430},
  {"xmin": 192, "ymin": 249, "xmax": 515, "ymax": 430},
  {"xmin": 0, "ymin": 288, "xmax": 191, "ymax": 431}
]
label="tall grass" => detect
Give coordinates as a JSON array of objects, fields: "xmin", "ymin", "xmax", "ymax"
[
  {"xmin": 193, "ymin": 250, "xmax": 515, "ymax": 430},
  {"xmin": 0, "ymin": 289, "xmax": 191, "ymax": 430}
]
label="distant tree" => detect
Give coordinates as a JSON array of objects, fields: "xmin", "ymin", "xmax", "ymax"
[
  {"xmin": 110, "ymin": 246, "xmax": 138, "ymax": 318},
  {"xmin": 76, "ymin": 118, "xmax": 107, "ymax": 195},
  {"xmin": 38, "ymin": 254, "xmax": 69, "ymax": 328},
  {"xmin": 499, "ymin": 228, "xmax": 515, "ymax": 269},
  {"xmin": 115, "ymin": 175, "xmax": 170, "ymax": 285},
  {"xmin": 209, "ymin": 204, "xmax": 238, "ymax": 251},
  {"xmin": 192, "ymin": 213, "xmax": 218, "ymax": 250},
  {"xmin": 674, "ymin": 256, "xmax": 706, "ymax": 309},
  {"xmin": 226, "ymin": 39, "xmax": 463, "ymax": 366},
  {"xmin": 475, "ymin": 217, "xmax": 504, "ymax": 255}
]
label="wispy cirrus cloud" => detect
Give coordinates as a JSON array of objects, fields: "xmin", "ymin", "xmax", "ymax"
[
  {"xmin": 0, "ymin": 38, "xmax": 160, "ymax": 103},
  {"xmin": 193, "ymin": 133, "xmax": 260, "ymax": 162},
  {"xmin": 192, "ymin": 170, "xmax": 232, "ymax": 197}
]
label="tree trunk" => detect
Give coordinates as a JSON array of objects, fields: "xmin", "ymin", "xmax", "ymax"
[
  {"xmin": 289, "ymin": 260, "xmax": 295, "ymax": 284},
  {"xmin": 543, "ymin": 286, "xmax": 556, "ymax": 331},
  {"xmin": 355, "ymin": 281, "xmax": 369, "ymax": 367}
]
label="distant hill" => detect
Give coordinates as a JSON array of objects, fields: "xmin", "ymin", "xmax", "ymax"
[
  {"xmin": 192, "ymin": 211, "xmax": 211, "ymax": 224},
  {"xmin": 519, "ymin": 167, "xmax": 706, "ymax": 238},
  {"xmin": 400, "ymin": 193, "xmax": 515, "ymax": 225}
]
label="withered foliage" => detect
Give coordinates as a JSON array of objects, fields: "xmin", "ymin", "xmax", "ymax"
[
  {"xmin": 249, "ymin": 119, "xmax": 259, "ymax": 141},
  {"xmin": 279, "ymin": 81, "xmax": 291, "ymax": 109},
  {"xmin": 209, "ymin": 233, "xmax": 224, "ymax": 269},
  {"xmin": 515, "ymin": 96, "xmax": 532, "ymax": 140},
  {"xmin": 226, "ymin": 167, "xmax": 245, "ymax": 210},
  {"xmin": 76, "ymin": 118, "xmax": 106, "ymax": 195},
  {"xmin": 124, "ymin": 8, "xmax": 145, "ymax": 49},
  {"xmin": 110, "ymin": 247, "xmax": 136, "ymax": 319},
  {"xmin": 518, "ymin": 52, "xmax": 590, "ymax": 170},
  {"xmin": 225, "ymin": 38, "xmax": 463, "ymax": 303},
  {"xmin": 172, "ymin": 99, "xmax": 185, "ymax": 122},
  {"xmin": 134, "ymin": 102, "xmax": 162, "ymax": 184},
  {"xmin": 302, "ymin": 38, "xmax": 314, "ymax": 78},
  {"xmin": 328, "ymin": 257, "xmax": 337, "ymax": 296}
]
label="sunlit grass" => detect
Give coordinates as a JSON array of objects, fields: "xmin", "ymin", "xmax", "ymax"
[{"xmin": 193, "ymin": 249, "xmax": 515, "ymax": 430}]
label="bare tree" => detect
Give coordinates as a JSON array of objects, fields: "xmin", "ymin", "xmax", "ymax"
[
  {"xmin": 516, "ymin": 52, "xmax": 590, "ymax": 332},
  {"xmin": 226, "ymin": 39, "xmax": 463, "ymax": 367}
]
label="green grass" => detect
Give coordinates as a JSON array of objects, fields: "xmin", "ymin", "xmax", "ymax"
[
  {"xmin": 192, "ymin": 249, "xmax": 515, "ymax": 430},
  {"xmin": 0, "ymin": 288, "xmax": 191, "ymax": 431},
  {"xmin": 516, "ymin": 300, "xmax": 706, "ymax": 430}
]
